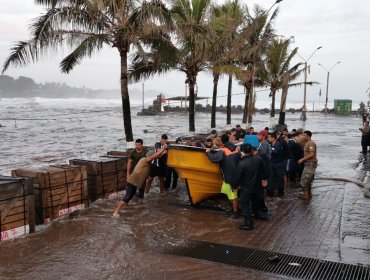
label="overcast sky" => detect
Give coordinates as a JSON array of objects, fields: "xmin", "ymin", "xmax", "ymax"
[{"xmin": 1, "ymin": 0, "xmax": 370, "ymax": 107}]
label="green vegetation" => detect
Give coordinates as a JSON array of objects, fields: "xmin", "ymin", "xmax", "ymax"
[{"xmin": 0, "ymin": 75, "xmax": 119, "ymax": 98}]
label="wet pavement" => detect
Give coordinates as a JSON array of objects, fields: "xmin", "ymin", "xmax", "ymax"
[{"xmin": 0, "ymin": 177, "xmax": 369, "ymax": 280}]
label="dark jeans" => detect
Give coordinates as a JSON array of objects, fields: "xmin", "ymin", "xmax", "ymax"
[
  {"xmin": 165, "ymin": 167, "xmax": 178, "ymax": 188},
  {"xmin": 268, "ymin": 161, "xmax": 286, "ymax": 196},
  {"xmin": 240, "ymin": 191, "xmax": 254, "ymax": 225},
  {"xmin": 123, "ymin": 182, "xmax": 145, "ymax": 203}
]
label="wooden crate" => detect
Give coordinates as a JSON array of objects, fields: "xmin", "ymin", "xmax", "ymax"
[
  {"xmin": 106, "ymin": 150, "xmax": 128, "ymax": 157},
  {"xmin": 12, "ymin": 165, "xmax": 88, "ymax": 225},
  {"xmin": 0, "ymin": 176, "xmax": 35, "ymax": 241},
  {"xmin": 69, "ymin": 156, "xmax": 128, "ymax": 202}
]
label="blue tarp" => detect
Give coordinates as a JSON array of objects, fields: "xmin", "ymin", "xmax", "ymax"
[{"xmin": 243, "ymin": 135, "xmax": 259, "ymax": 148}]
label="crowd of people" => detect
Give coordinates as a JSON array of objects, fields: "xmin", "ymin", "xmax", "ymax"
[
  {"xmin": 204, "ymin": 125, "xmax": 317, "ymax": 231},
  {"xmin": 113, "ymin": 126, "xmax": 318, "ymax": 233}
]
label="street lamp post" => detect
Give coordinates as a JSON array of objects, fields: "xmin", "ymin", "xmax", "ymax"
[
  {"xmin": 318, "ymin": 61, "xmax": 341, "ymax": 114},
  {"xmin": 267, "ymin": 0, "xmax": 283, "ymax": 14},
  {"xmin": 297, "ymin": 46, "xmax": 322, "ymax": 121}
]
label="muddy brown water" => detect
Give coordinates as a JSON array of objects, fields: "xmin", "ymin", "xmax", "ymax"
[
  {"xmin": 1, "ymin": 178, "xmax": 369, "ymax": 279},
  {"xmin": 0, "ymin": 184, "xmax": 281, "ymax": 280}
]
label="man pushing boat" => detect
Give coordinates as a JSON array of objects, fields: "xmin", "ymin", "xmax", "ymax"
[
  {"xmin": 112, "ymin": 147, "xmax": 167, "ymax": 218},
  {"xmin": 205, "ymin": 134, "xmax": 241, "ymax": 218}
]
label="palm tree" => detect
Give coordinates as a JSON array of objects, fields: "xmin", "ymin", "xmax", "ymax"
[
  {"xmin": 260, "ymin": 38, "xmax": 304, "ymax": 126},
  {"xmin": 2, "ymin": 0, "xmax": 171, "ymax": 146},
  {"xmin": 235, "ymin": 5, "xmax": 277, "ymax": 126},
  {"xmin": 129, "ymin": 0, "xmax": 214, "ymax": 132},
  {"xmin": 278, "ymin": 66, "xmax": 305, "ymax": 126},
  {"xmin": 209, "ymin": 0, "xmax": 245, "ymax": 128}
]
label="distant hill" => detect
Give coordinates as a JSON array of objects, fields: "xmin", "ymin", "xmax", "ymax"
[{"xmin": 0, "ymin": 75, "xmax": 122, "ymax": 99}]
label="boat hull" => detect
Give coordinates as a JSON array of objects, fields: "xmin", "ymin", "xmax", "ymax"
[{"xmin": 167, "ymin": 145, "xmax": 222, "ymax": 205}]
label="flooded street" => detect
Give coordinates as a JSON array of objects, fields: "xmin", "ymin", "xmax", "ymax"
[
  {"xmin": 0, "ymin": 98, "xmax": 370, "ymax": 279},
  {"xmin": 0, "ymin": 178, "xmax": 369, "ymax": 279}
]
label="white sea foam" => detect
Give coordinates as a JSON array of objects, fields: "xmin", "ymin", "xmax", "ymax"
[{"xmin": 0, "ymin": 97, "xmax": 364, "ymax": 180}]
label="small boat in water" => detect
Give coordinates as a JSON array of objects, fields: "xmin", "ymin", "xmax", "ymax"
[{"xmin": 167, "ymin": 144, "xmax": 222, "ymax": 205}]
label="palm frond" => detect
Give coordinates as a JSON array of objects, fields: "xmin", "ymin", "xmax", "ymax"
[
  {"xmin": 129, "ymin": 51, "xmax": 176, "ymax": 82},
  {"xmin": 34, "ymin": 0, "xmax": 59, "ymax": 8},
  {"xmin": 60, "ymin": 34, "xmax": 110, "ymax": 73},
  {"xmin": 192, "ymin": 0, "xmax": 209, "ymax": 23},
  {"xmin": 2, "ymin": 41, "xmax": 37, "ymax": 74}
]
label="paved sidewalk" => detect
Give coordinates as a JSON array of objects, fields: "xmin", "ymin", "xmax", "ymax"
[{"xmin": 229, "ymin": 180, "xmax": 370, "ymax": 266}]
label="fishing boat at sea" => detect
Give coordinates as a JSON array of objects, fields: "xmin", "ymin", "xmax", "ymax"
[{"xmin": 167, "ymin": 144, "xmax": 222, "ymax": 205}]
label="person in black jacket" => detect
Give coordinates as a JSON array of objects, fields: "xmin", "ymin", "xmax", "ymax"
[
  {"xmin": 252, "ymin": 148, "xmax": 270, "ymax": 220},
  {"xmin": 206, "ymin": 134, "xmax": 241, "ymax": 218},
  {"xmin": 232, "ymin": 144, "xmax": 268, "ymax": 230},
  {"xmin": 267, "ymin": 132, "xmax": 286, "ymax": 197}
]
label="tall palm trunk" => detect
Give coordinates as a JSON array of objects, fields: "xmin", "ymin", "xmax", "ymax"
[
  {"xmin": 119, "ymin": 48, "xmax": 133, "ymax": 144},
  {"xmin": 270, "ymin": 90, "xmax": 276, "ymax": 118},
  {"xmin": 226, "ymin": 74, "xmax": 232, "ymax": 126},
  {"xmin": 247, "ymin": 87, "xmax": 254, "ymax": 125},
  {"xmin": 211, "ymin": 71, "xmax": 219, "ymax": 128},
  {"xmin": 246, "ymin": 65, "xmax": 255, "ymax": 125},
  {"xmin": 188, "ymin": 75, "xmax": 196, "ymax": 132},
  {"xmin": 242, "ymin": 85, "xmax": 250, "ymax": 124},
  {"xmin": 278, "ymin": 86, "xmax": 288, "ymax": 125}
]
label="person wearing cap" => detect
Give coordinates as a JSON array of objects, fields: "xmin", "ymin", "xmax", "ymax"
[
  {"xmin": 257, "ymin": 130, "xmax": 271, "ymax": 160},
  {"xmin": 113, "ymin": 147, "xmax": 167, "ymax": 217},
  {"xmin": 205, "ymin": 134, "xmax": 241, "ymax": 218}
]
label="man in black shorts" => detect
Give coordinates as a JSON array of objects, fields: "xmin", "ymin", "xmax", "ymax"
[
  {"xmin": 113, "ymin": 147, "xmax": 167, "ymax": 217},
  {"xmin": 145, "ymin": 134, "xmax": 168, "ymax": 194}
]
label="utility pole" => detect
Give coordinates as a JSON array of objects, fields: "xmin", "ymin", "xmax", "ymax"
[
  {"xmin": 297, "ymin": 46, "xmax": 322, "ymax": 121},
  {"xmin": 318, "ymin": 61, "xmax": 341, "ymax": 114}
]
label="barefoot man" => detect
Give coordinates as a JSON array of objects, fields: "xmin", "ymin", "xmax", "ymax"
[{"xmin": 113, "ymin": 146, "xmax": 167, "ymax": 217}]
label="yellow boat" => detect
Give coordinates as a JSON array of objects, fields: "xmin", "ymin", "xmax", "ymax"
[{"xmin": 167, "ymin": 145, "xmax": 223, "ymax": 205}]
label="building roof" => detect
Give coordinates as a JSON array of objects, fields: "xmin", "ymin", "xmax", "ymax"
[{"xmin": 166, "ymin": 96, "xmax": 209, "ymax": 101}]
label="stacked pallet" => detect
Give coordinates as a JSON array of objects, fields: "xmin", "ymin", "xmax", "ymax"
[
  {"xmin": 12, "ymin": 165, "xmax": 88, "ymax": 224},
  {"xmin": 0, "ymin": 176, "xmax": 35, "ymax": 241},
  {"xmin": 69, "ymin": 156, "xmax": 128, "ymax": 202}
]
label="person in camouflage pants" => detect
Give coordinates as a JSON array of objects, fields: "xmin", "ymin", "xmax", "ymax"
[{"xmin": 297, "ymin": 130, "xmax": 317, "ymax": 199}]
